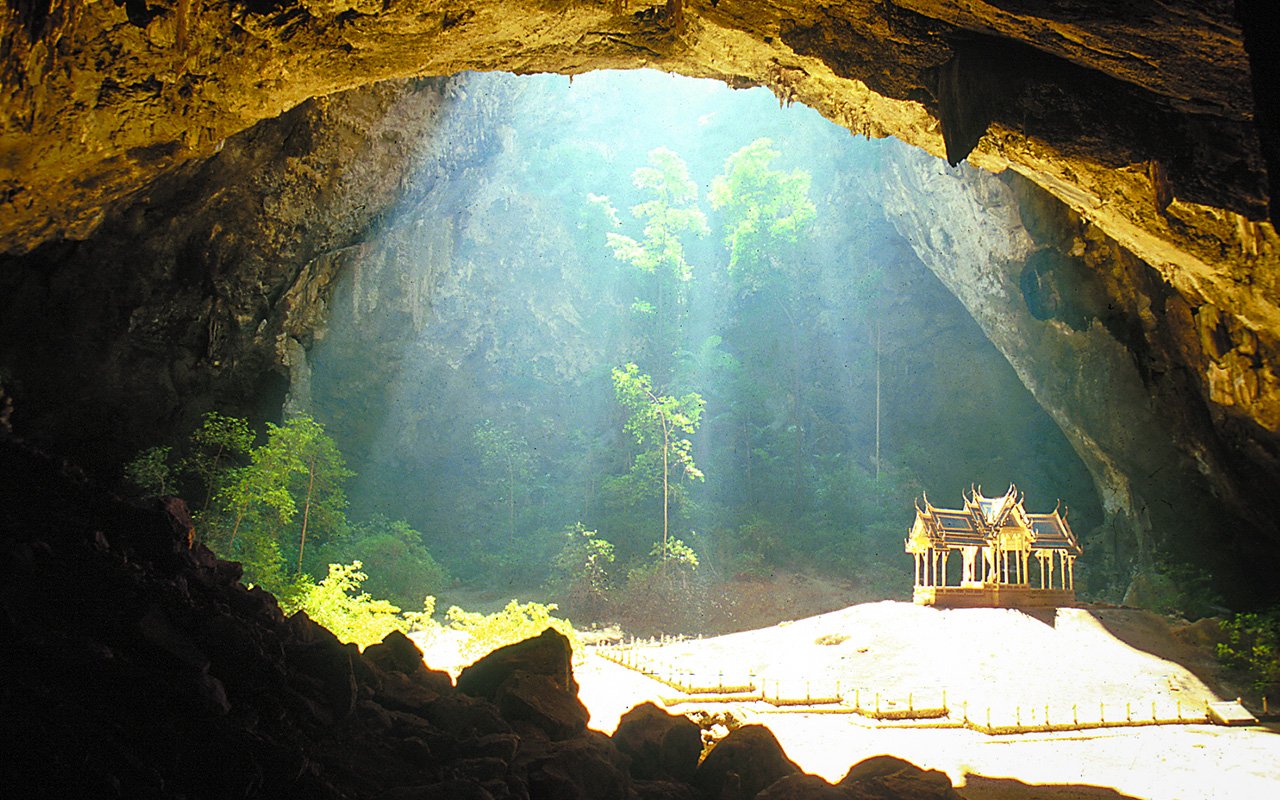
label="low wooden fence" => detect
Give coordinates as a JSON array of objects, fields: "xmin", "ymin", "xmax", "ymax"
[{"xmin": 593, "ymin": 644, "xmax": 1215, "ymax": 734}]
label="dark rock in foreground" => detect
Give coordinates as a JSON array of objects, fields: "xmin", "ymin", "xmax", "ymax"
[
  {"xmin": 0, "ymin": 436, "xmax": 971, "ymax": 800},
  {"xmin": 613, "ymin": 701, "xmax": 703, "ymax": 784},
  {"xmin": 694, "ymin": 724, "xmax": 802, "ymax": 800}
]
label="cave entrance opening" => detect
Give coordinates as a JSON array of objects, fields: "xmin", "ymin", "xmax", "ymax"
[{"xmin": 300, "ymin": 69, "xmax": 1104, "ymax": 637}]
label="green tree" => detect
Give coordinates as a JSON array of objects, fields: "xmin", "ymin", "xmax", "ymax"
[
  {"xmin": 551, "ymin": 523, "xmax": 616, "ymax": 617},
  {"xmin": 124, "ymin": 446, "xmax": 173, "ymax": 496},
  {"xmin": 183, "ymin": 411, "xmax": 254, "ymax": 512},
  {"xmin": 330, "ymin": 514, "xmax": 450, "ymax": 609},
  {"xmin": 602, "ymin": 147, "xmax": 709, "ymax": 381},
  {"xmin": 709, "ymin": 138, "xmax": 818, "ymax": 506},
  {"xmin": 612, "ymin": 362, "xmax": 705, "ymax": 561},
  {"xmin": 291, "ymin": 561, "xmax": 410, "ymax": 649},
  {"xmin": 216, "ymin": 440, "xmax": 299, "ymax": 550},
  {"xmin": 473, "ymin": 420, "xmax": 533, "ymax": 546},
  {"xmin": 709, "ymin": 137, "xmax": 816, "ymax": 293},
  {"xmin": 269, "ymin": 415, "xmax": 353, "ymax": 575},
  {"xmin": 212, "ymin": 415, "xmax": 350, "ymax": 578}
]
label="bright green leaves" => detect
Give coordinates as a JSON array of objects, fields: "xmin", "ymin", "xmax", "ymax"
[
  {"xmin": 709, "ymin": 138, "xmax": 817, "ymax": 293},
  {"xmin": 618, "ymin": 147, "xmax": 710, "ymax": 284},
  {"xmin": 124, "ymin": 446, "xmax": 174, "ymax": 496},
  {"xmin": 212, "ymin": 414, "xmax": 352, "ymax": 579},
  {"xmin": 551, "ymin": 523, "xmax": 617, "ymax": 616},
  {"xmin": 611, "ymin": 362, "xmax": 705, "ymax": 470},
  {"xmin": 611, "ymin": 362, "xmax": 705, "ymax": 561},
  {"xmin": 294, "ymin": 561, "xmax": 412, "ymax": 650},
  {"xmin": 184, "ymin": 411, "xmax": 254, "ymax": 512}
]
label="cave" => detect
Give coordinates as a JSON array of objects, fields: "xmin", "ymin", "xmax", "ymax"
[{"xmin": 3, "ymin": 2, "xmax": 1280, "ymax": 799}]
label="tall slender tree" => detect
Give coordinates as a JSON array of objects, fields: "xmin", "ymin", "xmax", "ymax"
[
  {"xmin": 473, "ymin": 420, "xmax": 533, "ymax": 546},
  {"xmin": 611, "ymin": 362, "xmax": 705, "ymax": 560},
  {"xmin": 601, "ymin": 147, "xmax": 709, "ymax": 383},
  {"xmin": 710, "ymin": 138, "xmax": 817, "ymax": 506}
]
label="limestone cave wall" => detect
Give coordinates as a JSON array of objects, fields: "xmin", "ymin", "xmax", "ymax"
[
  {"xmin": 874, "ymin": 149, "xmax": 1279, "ymax": 603},
  {"xmin": 0, "ymin": 77, "xmax": 479, "ymax": 469}
]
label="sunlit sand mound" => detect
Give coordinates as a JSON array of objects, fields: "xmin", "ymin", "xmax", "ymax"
[
  {"xmin": 575, "ymin": 602, "xmax": 1280, "ymax": 800},
  {"xmin": 600, "ymin": 600, "xmax": 1220, "ymax": 714}
]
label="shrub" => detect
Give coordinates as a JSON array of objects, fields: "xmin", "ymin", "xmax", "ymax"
[
  {"xmin": 446, "ymin": 599, "xmax": 579, "ymax": 661},
  {"xmin": 337, "ymin": 515, "xmax": 450, "ymax": 609},
  {"xmin": 1216, "ymin": 608, "xmax": 1280, "ymax": 693},
  {"xmin": 124, "ymin": 446, "xmax": 173, "ymax": 496},
  {"xmin": 550, "ymin": 523, "xmax": 615, "ymax": 620},
  {"xmin": 291, "ymin": 561, "xmax": 411, "ymax": 650}
]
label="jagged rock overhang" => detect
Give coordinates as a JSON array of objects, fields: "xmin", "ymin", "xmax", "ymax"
[{"xmin": 4, "ymin": 2, "xmax": 1277, "ymax": 402}]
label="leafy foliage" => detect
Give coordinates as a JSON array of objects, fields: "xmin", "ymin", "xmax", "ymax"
[
  {"xmin": 446, "ymin": 599, "xmax": 579, "ymax": 661},
  {"xmin": 709, "ymin": 138, "xmax": 816, "ymax": 294},
  {"xmin": 183, "ymin": 412, "xmax": 254, "ymax": 512},
  {"xmin": 551, "ymin": 523, "xmax": 616, "ymax": 619},
  {"xmin": 328, "ymin": 515, "xmax": 450, "ymax": 610},
  {"xmin": 124, "ymin": 446, "xmax": 173, "ymax": 496},
  {"xmin": 606, "ymin": 147, "xmax": 708, "ymax": 283},
  {"xmin": 1216, "ymin": 608, "xmax": 1280, "ymax": 692},
  {"xmin": 289, "ymin": 561, "xmax": 412, "ymax": 650},
  {"xmin": 612, "ymin": 362, "xmax": 705, "ymax": 559}
]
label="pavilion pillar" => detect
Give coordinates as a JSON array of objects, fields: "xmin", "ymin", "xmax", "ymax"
[{"xmin": 940, "ymin": 551, "xmax": 949, "ymax": 587}]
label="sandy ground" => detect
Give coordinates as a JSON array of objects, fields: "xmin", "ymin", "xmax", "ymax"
[{"xmin": 570, "ymin": 601, "xmax": 1280, "ymax": 800}]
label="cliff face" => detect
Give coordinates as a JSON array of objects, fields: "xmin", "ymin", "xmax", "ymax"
[
  {"xmin": 0, "ymin": 78, "xmax": 458, "ymax": 468},
  {"xmin": 875, "ymin": 149, "xmax": 1279, "ymax": 602}
]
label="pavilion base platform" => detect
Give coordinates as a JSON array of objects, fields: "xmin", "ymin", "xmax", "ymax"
[{"xmin": 913, "ymin": 585, "xmax": 1076, "ymax": 608}]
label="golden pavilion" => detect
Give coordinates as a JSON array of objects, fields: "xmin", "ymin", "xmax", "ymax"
[{"xmin": 905, "ymin": 485, "xmax": 1082, "ymax": 607}]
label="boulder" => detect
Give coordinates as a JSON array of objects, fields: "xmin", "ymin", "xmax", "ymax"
[
  {"xmin": 518, "ymin": 730, "xmax": 630, "ymax": 800},
  {"xmin": 376, "ymin": 779, "xmax": 496, "ymax": 800},
  {"xmin": 694, "ymin": 724, "xmax": 801, "ymax": 800},
  {"xmin": 630, "ymin": 780, "xmax": 704, "ymax": 800},
  {"xmin": 612, "ymin": 701, "xmax": 702, "ymax": 783},
  {"xmin": 366, "ymin": 629, "xmax": 453, "ymax": 693},
  {"xmin": 757, "ymin": 773, "xmax": 852, "ymax": 800},
  {"xmin": 377, "ymin": 669, "xmax": 445, "ymax": 714},
  {"xmin": 457, "ymin": 628, "xmax": 578, "ymax": 700},
  {"xmin": 424, "ymin": 694, "xmax": 514, "ymax": 739},
  {"xmin": 838, "ymin": 756, "xmax": 961, "ymax": 799},
  {"xmin": 494, "ymin": 670, "xmax": 589, "ymax": 741}
]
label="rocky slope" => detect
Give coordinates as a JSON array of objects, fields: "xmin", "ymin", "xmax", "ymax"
[{"xmin": 0, "ymin": 434, "xmax": 961, "ymax": 800}]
